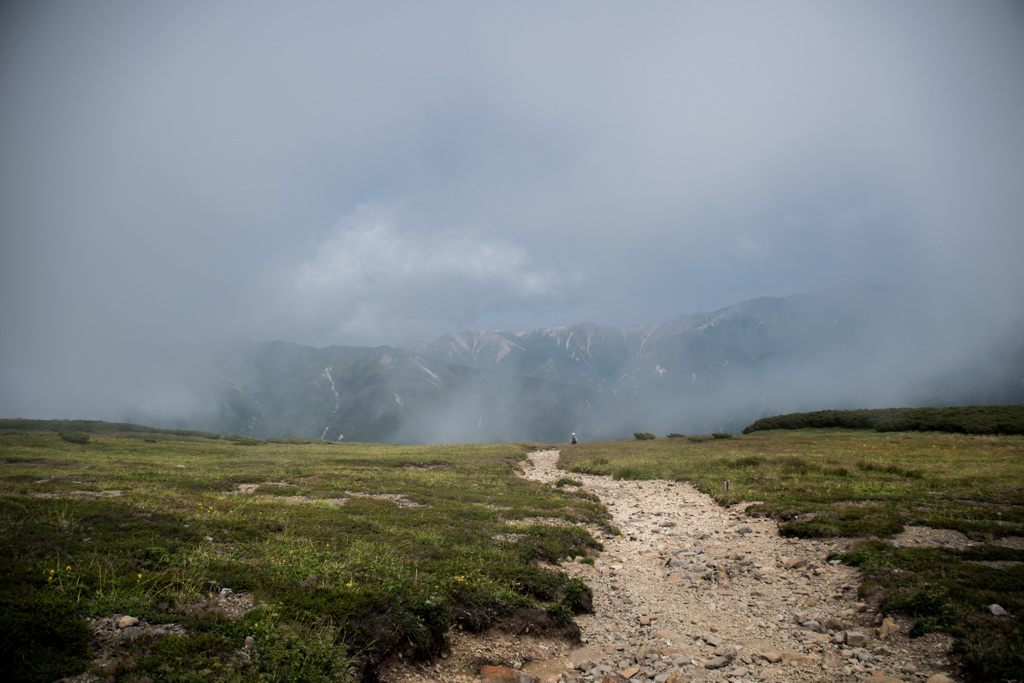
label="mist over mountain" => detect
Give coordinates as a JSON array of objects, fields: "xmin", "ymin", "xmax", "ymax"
[
  {"xmin": 168, "ymin": 338, "xmax": 601, "ymax": 444},
  {"xmin": 141, "ymin": 284, "xmax": 1023, "ymax": 443}
]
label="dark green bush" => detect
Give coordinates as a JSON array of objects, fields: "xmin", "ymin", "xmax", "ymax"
[
  {"xmin": 742, "ymin": 405, "xmax": 1024, "ymax": 435},
  {"xmin": 0, "ymin": 586, "xmax": 91, "ymax": 682},
  {"xmin": 58, "ymin": 431, "xmax": 90, "ymax": 444},
  {"xmin": 633, "ymin": 432, "xmax": 655, "ymax": 441},
  {"xmin": 561, "ymin": 578, "xmax": 593, "ymax": 614},
  {"xmin": 227, "ymin": 434, "xmax": 264, "ymax": 446},
  {"xmin": 545, "ymin": 603, "xmax": 574, "ymax": 626}
]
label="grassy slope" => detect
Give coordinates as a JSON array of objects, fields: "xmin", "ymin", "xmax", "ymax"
[
  {"xmin": 0, "ymin": 435, "xmax": 608, "ymax": 682},
  {"xmin": 559, "ymin": 430, "xmax": 1024, "ymax": 681}
]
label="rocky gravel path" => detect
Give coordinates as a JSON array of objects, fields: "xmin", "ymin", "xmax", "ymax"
[{"xmin": 382, "ymin": 450, "xmax": 960, "ymax": 683}]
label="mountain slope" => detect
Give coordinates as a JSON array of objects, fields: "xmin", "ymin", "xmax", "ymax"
[
  {"xmin": 151, "ymin": 283, "xmax": 1023, "ymax": 443},
  {"xmin": 177, "ymin": 338, "xmax": 602, "ymax": 443},
  {"xmin": 412, "ymin": 283, "xmax": 1024, "ymax": 435}
]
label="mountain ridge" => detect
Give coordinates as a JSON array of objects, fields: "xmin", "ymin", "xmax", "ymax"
[{"xmin": 139, "ymin": 283, "xmax": 1023, "ymax": 443}]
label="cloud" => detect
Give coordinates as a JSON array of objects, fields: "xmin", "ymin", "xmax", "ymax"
[
  {"xmin": 278, "ymin": 205, "xmax": 563, "ymax": 344},
  {"xmin": 1, "ymin": 0, "xmax": 1022, "ymax": 423}
]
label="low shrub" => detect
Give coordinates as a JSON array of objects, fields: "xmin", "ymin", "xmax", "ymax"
[
  {"xmin": 58, "ymin": 431, "xmax": 90, "ymax": 444},
  {"xmin": 226, "ymin": 435, "xmax": 263, "ymax": 446},
  {"xmin": 633, "ymin": 432, "xmax": 655, "ymax": 441}
]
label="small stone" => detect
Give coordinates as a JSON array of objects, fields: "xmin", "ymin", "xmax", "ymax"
[
  {"xmin": 703, "ymin": 656, "xmax": 730, "ymax": 669},
  {"xmin": 845, "ymin": 631, "xmax": 868, "ymax": 647},
  {"xmin": 989, "ymin": 603, "xmax": 1008, "ymax": 617},
  {"xmin": 876, "ymin": 617, "xmax": 899, "ymax": 637},
  {"xmin": 729, "ymin": 666, "xmax": 749, "ymax": 677},
  {"xmin": 823, "ymin": 617, "xmax": 844, "ymax": 631},
  {"xmin": 715, "ymin": 644, "xmax": 738, "ymax": 660},
  {"xmin": 619, "ymin": 665, "xmax": 641, "ymax": 678},
  {"xmin": 634, "ymin": 645, "xmax": 656, "ymax": 662},
  {"xmin": 480, "ymin": 665, "xmax": 539, "ymax": 683},
  {"xmin": 856, "ymin": 651, "xmax": 877, "ymax": 662},
  {"xmin": 925, "ymin": 675, "xmax": 956, "ymax": 683},
  {"xmin": 801, "ymin": 620, "xmax": 822, "ymax": 633},
  {"xmin": 116, "ymin": 616, "xmax": 139, "ymax": 629}
]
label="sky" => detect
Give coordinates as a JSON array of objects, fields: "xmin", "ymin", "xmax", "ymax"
[{"xmin": 2, "ymin": 1, "xmax": 1023, "ymax": 420}]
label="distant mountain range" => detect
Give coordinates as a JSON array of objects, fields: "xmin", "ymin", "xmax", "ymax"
[{"xmin": 163, "ymin": 284, "xmax": 1024, "ymax": 443}]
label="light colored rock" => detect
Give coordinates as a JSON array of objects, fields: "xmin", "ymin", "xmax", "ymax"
[
  {"xmin": 925, "ymin": 676, "xmax": 956, "ymax": 683},
  {"xmin": 619, "ymin": 664, "xmax": 640, "ymax": 678},
  {"xmin": 116, "ymin": 616, "xmax": 139, "ymax": 629},
  {"xmin": 876, "ymin": 616, "xmax": 899, "ymax": 637},
  {"xmin": 702, "ymin": 656, "xmax": 730, "ymax": 669},
  {"xmin": 989, "ymin": 603, "xmax": 1008, "ymax": 617},
  {"xmin": 600, "ymin": 675, "xmax": 630, "ymax": 683},
  {"xmin": 634, "ymin": 644, "xmax": 655, "ymax": 662},
  {"xmin": 823, "ymin": 616, "xmax": 844, "ymax": 631},
  {"xmin": 480, "ymin": 665, "xmax": 540, "ymax": 683},
  {"xmin": 846, "ymin": 631, "xmax": 868, "ymax": 647}
]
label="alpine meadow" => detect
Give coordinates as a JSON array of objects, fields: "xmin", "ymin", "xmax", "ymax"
[
  {"xmin": 3, "ymin": 2, "xmax": 1024, "ymax": 682},
  {"xmin": 2, "ymin": 413, "xmax": 1023, "ymax": 681}
]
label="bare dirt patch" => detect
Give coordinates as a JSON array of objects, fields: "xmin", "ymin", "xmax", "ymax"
[{"xmin": 891, "ymin": 526, "xmax": 975, "ymax": 550}]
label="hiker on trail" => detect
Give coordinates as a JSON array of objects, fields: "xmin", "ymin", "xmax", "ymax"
[{"xmin": 571, "ymin": 433, "xmax": 577, "ymax": 444}]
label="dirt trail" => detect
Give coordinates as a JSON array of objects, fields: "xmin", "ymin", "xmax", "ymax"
[{"xmin": 382, "ymin": 450, "xmax": 958, "ymax": 683}]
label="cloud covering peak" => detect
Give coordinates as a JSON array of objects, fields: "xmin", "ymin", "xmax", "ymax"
[{"xmin": 2, "ymin": 0, "xmax": 1023, "ymax": 419}]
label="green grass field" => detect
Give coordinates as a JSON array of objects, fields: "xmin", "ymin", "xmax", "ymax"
[
  {"xmin": 0, "ymin": 433, "xmax": 607, "ymax": 682},
  {"xmin": 2, "ymin": 427, "xmax": 1022, "ymax": 681},
  {"xmin": 560, "ymin": 429, "xmax": 1024, "ymax": 680}
]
